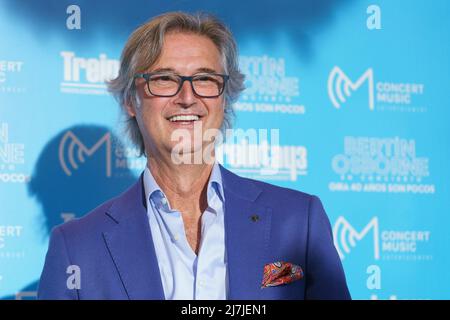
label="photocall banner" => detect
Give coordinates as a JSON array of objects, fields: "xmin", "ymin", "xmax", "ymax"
[{"xmin": 1, "ymin": 0, "xmax": 449, "ymax": 299}]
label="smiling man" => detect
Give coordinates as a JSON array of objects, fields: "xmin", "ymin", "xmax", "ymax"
[{"xmin": 38, "ymin": 12, "xmax": 350, "ymax": 300}]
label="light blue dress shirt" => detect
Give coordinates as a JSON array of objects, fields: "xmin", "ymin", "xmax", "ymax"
[{"xmin": 143, "ymin": 162, "xmax": 227, "ymax": 300}]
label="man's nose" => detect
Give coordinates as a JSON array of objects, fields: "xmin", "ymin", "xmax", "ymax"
[{"xmin": 175, "ymin": 79, "xmax": 196, "ymax": 106}]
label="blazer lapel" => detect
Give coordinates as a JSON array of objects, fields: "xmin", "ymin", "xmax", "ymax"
[
  {"xmin": 102, "ymin": 175, "xmax": 165, "ymax": 300},
  {"xmin": 101, "ymin": 167, "xmax": 272, "ymax": 300},
  {"xmin": 220, "ymin": 165, "xmax": 272, "ymax": 300}
]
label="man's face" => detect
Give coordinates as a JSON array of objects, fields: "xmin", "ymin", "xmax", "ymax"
[{"xmin": 129, "ymin": 32, "xmax": 225, "ymax": 160}]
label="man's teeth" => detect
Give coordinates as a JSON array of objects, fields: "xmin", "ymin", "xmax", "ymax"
[{"xmin": 169, "ymin": 115, "xmax": 200, "ymax": 122}]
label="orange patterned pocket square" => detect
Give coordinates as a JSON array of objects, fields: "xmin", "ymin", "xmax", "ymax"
[{"xmin": 261, "ymin": 261, "xmax": 304, "ymax": 288}]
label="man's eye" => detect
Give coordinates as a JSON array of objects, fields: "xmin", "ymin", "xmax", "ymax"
[
  {"xmin": 198, "ymin": 75, "xmax": 221, "ymax": 82},
  {"xmin": 194, "ymin": 76, "xmax": 221, "ymax": 85},
  {"xmin": 196, "ymin": 76, "xmax": 213, "ymax": 81},
  {"xmin": 152, "ymin": 75, "xmax": 177, "ymax": 82}
]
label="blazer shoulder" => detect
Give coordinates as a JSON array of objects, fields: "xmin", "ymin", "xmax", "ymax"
[
  {"xmin": 55, "ymin": 176, "xmax": 141, "ymax": 239},
  {"xmin": 53, "ymin": 197, "xmax": 115, "ymax": 243},
  {"xmin": 237, "ymin": 172, "xmax": 316, "ymax": 204},
  {"xmin": 222, "ymin": 166, "xmax": 320, "ymax": 217},
  {"xmin": 253, "ymin": 177, "xmax": 313, "ymax": 200}
]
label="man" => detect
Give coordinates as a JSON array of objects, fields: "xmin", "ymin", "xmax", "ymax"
[{"xmin": 38, "ymin": 12, "xmax": 350, "ymax": 300}]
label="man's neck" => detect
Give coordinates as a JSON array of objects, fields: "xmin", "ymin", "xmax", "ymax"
[{"xmin": 146, "ymin": 155, "xmax": 215, "ymax": 213}]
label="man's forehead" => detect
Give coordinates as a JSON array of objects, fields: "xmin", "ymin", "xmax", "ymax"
[
  {"xmin": 150, "ymin": 33, "xmax": 224, "ymax": 73},
  {"xmin": 161, "ymin": 33, "xmax": 220, "ymax": 57}
]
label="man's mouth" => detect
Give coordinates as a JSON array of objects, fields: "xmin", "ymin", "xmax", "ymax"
[{"xmin": 167, "ymin": 114, "xmax": 201, "ymax": 122}]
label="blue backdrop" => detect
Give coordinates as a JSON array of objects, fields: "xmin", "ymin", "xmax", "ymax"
[{"xmin": 1, "ymin": 0, "xmax": 449, "ymax": 299}]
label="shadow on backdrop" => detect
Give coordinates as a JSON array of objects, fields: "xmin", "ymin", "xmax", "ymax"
[
  {"xmin": 2, "ymin": 0, "xmax": 355, "ymax": 61},
  {"xmin": 1, "ymin": 125, "xmax": 138, "ymax": 299}
]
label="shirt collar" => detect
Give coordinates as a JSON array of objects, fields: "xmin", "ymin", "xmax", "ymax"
[
  {"xmin": 208, "ymin": 161, "xmax": 225, "ymax": 204},
  {"xmin": 143, "ymin": 162, "xmax": 225, "ymax": 211}
]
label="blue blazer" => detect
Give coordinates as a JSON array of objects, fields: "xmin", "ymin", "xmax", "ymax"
[{"xmin": 38, "ymin": 165, "xmax": 350, "ymax": 300}]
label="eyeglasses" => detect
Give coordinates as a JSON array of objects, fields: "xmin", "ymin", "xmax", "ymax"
[{"xmin": 134, "ymin": 72, "xmax": 230, "ymax": 98}]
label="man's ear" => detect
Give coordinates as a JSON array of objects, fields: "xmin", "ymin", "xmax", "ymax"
[{"xmin": 125, "ymin": 101, "xmax": 136, "ymax": 117}]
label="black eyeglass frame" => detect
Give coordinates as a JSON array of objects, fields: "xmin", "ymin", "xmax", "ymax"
[{"xmin": 134, "ymin": 72, "xmax": 230, "ymax": 98}]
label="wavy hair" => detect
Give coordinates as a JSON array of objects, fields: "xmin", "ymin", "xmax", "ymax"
[{"xmin": 107, "ymin": 12, "xmax": 245, "ymax": 156}]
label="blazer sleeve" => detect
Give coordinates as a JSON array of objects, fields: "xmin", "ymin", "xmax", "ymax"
[
  {"xmin": 37, "ymin": 226, "xmax": 79, "ymax": 300},
  {"xmin": 304, "ymin": 195, "xmax": 351, "ymax": 300}
]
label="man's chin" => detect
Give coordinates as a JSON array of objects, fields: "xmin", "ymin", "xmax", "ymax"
[{"xmin": 169, "ymin": 145, "xmax": 216, "ymax": 165}]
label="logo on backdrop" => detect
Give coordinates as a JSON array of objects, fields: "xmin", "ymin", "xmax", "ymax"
[
  {"xmin": 333, "ymin": 216, "xmax": 432, "ymax": 261},
  {"xmin": 59, "ymin": 130, "xmax": 112, "ymax": 177},
  {"xmin": 0, "ymin": 123, "xmax": 29, "ymax": 183},
  {"xmin": 60, "ymin": 51, "xmax": 119, "ymax": 95},
  {"xmin": 0, "ymin": 225, "xmax": 25, "ymax": 259},
  {"xmin": 235, "ymin": 55, "xmax": 305, "ymax": 115},
  {"xmin": 334, "ymin": 216, "xmax": 380, "ymax": 260},
  {"xmin": 328, "ymin": 67, "xmax": 374, "ymax": 110},
  {"xmin": 0, "ymin": 60, "xmax": 25, "ymax": 94},
  {"xmin": 58, "ymin": 130, "xmax": 146, "ymax": 177},
  {"xmin": 329, "ymin": 136, "xmax": 434, "ymax": 194},
  {"xmin": 328, "ymin": 66, "xmax": 426, "ymax": 112}
]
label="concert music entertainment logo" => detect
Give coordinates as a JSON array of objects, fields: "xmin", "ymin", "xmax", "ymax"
[
  {"xmin": 333, "ymin": 216, "xmax": 432, "ymax": 261},
  {"xmin": 59, "ymin": 130, "xmax": 112, "ymax": 177},
  {"xmin": 328, "ymin": 66, "xmax": 426, "ymax": 112}
]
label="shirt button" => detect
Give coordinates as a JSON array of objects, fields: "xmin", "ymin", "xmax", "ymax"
[
  {"xmin": 173, "ymin": 234, "xmax": 179, "ymax": 241},
  {"xmin": 161, "ymin": 197, "xmax": 167, "ymax": 205}
]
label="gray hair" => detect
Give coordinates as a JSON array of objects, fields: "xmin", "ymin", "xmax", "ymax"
[{"xmin": 107, "ymin": 12, "xmax": 245, "ymax": 156}]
